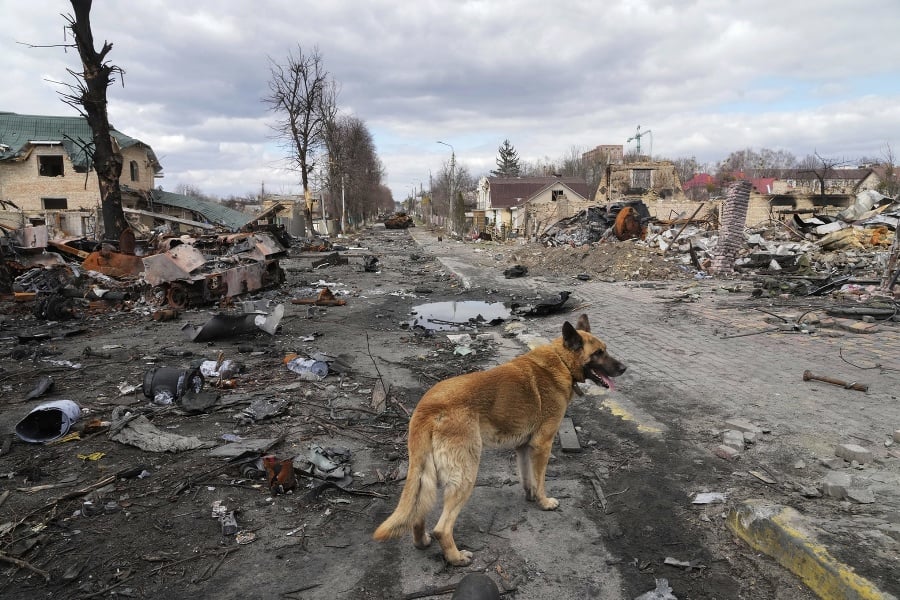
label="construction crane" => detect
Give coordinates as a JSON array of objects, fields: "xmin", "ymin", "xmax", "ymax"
[{"xmin": 627, "ymin": 125, "xmax": 652, "ymax": 157}]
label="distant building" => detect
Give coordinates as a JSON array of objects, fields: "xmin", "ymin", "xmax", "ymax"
[{"xmin": 582, "ymin": 144, "xmax": 624, "ymax": 166}]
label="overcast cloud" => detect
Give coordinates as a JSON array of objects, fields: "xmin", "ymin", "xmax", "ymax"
[{"xmin": 3, "ymin": 1, "xmax": 900, "ymax": 201}]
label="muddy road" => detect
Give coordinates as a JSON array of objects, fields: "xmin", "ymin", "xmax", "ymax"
[{"xmin": 1, "ymin": 224, "xmax": 876, "ymax": 599}]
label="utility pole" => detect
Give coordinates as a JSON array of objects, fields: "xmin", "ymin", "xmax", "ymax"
[
  {"xmin": 340, "ymin": 173, "xmax": 347, "ymax": 234},
  {"xmin": 437, "ymin": 141, "xmax": 455, "ymax": 235}
]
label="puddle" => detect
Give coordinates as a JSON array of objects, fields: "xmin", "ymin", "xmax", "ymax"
[{"xmin": 407, "ymin": 301, "xmax": 511, "ymax": 331}]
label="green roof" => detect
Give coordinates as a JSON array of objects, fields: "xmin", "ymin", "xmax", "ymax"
[
  {"xmin": 150, "ymin": 190, "xmax": 251, "ymax": 231},
  {"xmin": 0, "ymin": 111, "xmax": 161, "ymax": 173}
]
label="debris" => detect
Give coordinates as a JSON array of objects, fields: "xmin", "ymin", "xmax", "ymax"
[
  {"xmin": 846, "ymin": 488, "xmax": 876, "ymax": 504},
  {"xmin": 180, "ymin": 391, "xmax": 220, "ymax": 413},
  {"xmin": 635, "ymin": 578, "xmax": 678, "ymax": 600},
  {"xmin": 714, "ymin": 444, "xmax": 740, "ymax": 460},
  {"xmin": 371, "ymin": 378, "xmax": 388, "ymax": 413},
  {"xmin": 181, "ymin": 303, "xmax": 284, "ymax": 342},
  {"xmin": 234, "ymin": 531, "xmax": 256, "ymax": 545},
  {"xmin": 142, "ymin": 366, "xmax": 204, "ymax": 405},
  {"xmin": 285, "ymin": 355, "xmax": 329, "ymax": 380},
  {"xmin": 23, "ymin": 375, "xmax": 54, "ymax": 401},
  {"xmin": 450, "ymin": 573, "xmax": 501, "ymax": 600},
  {"xmin": 722, "ymin": 430, "xmax": 745, "ymax": 452},
  {"xmin": 822, "ymin": 471, "xmax": 852, "ymax": 499},
  {"xmin": 207, "ymin": 437, "xmax": 280, "ymax": 458},
  {"xmin": 834, "ymin": 443, "xmax": 873, "ymax": 464},
  {"xmin": 503, "ymin": 264, "xmax": 528, "ymax": 278},
  {"xmin": 510, "ymin": 290, "xmax": 571, "ymax": 316},
  {"xmin": 802, "ymin": 370, "xmax": 869, "ymax": 392},
  {"xmin": 15, "ymin": 399, "xmax": 82, "ymax": 443},
  {"xmin": 220, "ymin": 511, "xmax": 239, "ymax": 535},
  {"xmin": 362, "ymin": 254, "xmax": 380, "ymax": 272},
  {"xmin": 587, "ymin": 475, "xmax": 608, "ymax": 513},
  {"xmin": 663, "ymin": 556, "xmax": 704, "ymax": 570},
  {"xmin": 691, "ymin": 492, "xmax": 727, "ymax": 504},
  {"xmin": 290, "ymin": 286, "xmax": 346, "ymax": 306},
  {"xmin": 297, "ymin": 444, "xmax": 352, "ymax": 483},
  {"xmin": 749, "ymin": 470, "xmax": 777, "ymax": 484},
  {"xmin": 241, "ymin": 398, "xmax": 289, "ymax": 422},
  {"xmin": 110, "ymin": 414, "xmax": 212, "ymax": 453},
  {"xmin": 557, "ymin": 417, "xmax": 582, "ymax": 453},
  {"xmin": 263, "ymin": 455, "xmax": 297, "ymax": 494}
]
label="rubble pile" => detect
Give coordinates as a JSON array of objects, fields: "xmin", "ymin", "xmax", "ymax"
[
  {"xmin": 528, "ymin": 191, "xmax": 899, "ymax": 295},
  {"xmin": 0, "ymin": 225, "xmax": 290, "ymax": 314}
]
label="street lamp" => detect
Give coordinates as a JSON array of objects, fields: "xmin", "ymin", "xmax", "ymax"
[{"xmin": 437, "ymin": 141, "xmax": 455, "ymax": 235}]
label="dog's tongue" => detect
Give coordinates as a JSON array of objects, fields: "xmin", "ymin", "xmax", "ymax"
[{"xmin": 600, "ymin": 373, "xmax": 615, "ymax": 391}]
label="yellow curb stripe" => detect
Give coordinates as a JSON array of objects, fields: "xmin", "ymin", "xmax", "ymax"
[
  {"xmin": 599, "ymin": 399, "xmax": 663, "ymax": 434},
  {"xmin": 727, "ymin": 500, "xmax": 895, "ymax": 600}
]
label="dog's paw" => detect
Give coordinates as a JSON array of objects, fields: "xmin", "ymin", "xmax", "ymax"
[
  {"xmin": 448, "ymin": 550, "xmax": 473, "ymax": 566},
  {"xmin": 539, "ymin": 497, "xmax": 559, "ymax": 510}
]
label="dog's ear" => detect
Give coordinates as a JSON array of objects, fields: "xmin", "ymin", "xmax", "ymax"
[
  {"xmin": 562, "ymin": 321, "xmax": 583, "ymax": 351},
  {"xmin": 575, "ymin": 314, "xmax": 591, "ymax": 332}
]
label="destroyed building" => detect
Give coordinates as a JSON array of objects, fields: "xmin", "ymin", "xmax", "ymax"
[{"xmin": 0, "ymin": 111, "xmax": 163, "ymax": 238}]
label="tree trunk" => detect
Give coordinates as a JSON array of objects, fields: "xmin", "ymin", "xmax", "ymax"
[{"xmin": 69, "ymin": 0, "xmax": 128, "ymax": 243}]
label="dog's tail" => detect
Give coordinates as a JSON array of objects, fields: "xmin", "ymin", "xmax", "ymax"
[{"xmin": 373, "ymin": 421, "xmax": 437, "ymax": 541}]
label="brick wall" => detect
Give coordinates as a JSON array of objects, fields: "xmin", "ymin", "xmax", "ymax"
[{"xmin": 0, "ymin": 145, "xmax": 156, "ymax": 212}]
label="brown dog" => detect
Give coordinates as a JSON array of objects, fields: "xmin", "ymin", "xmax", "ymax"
[{"xmin": 373, "ymin": 314, "xmax": 626, "ymax": 565}]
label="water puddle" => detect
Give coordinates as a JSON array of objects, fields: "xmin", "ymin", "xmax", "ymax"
[{"xmin": 407, "ymin": 301, "xmax": 510, "ymax": 331}]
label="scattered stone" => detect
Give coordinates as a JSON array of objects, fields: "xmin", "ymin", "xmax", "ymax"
[
  {"xmin": 846, "ymin": 488, "xmax": 876, "ymax": 504},
  {"xmin": 822, "ymin": 471, "xmax": 852, "ymax": 499},
  {"xmin": 793, "ymin": 460, "xmax": 806, "ymax": 469},
  {"xmin": 714, "ymin": 444, "xmax": 740, "ymax": 460},
  {"xmin": 894, "ymin": 430, "xmax": 900, "ymax": 443},
  {"xmin": 725, "ymin": 418, "xmax": 763, "ymax": 434},
  {"xmin": 743, "ymin": 431, "xmax": 758, "ymax": 444},
  {"xmin": 799, "ymin": 485, "xmax": 822, "ymax": 498},
  {"xmin": 820, "ymin": 457, "xmax": 846, "ymax": 470},
  {"xmin": 838, "ymin": 320, "xmax": 879, "ymax": 334},
  {"xmin": 723, "ymin": 430, "xmax": 745, "ymax": 452},
  {"xmin": 835, "ymin": 443, "xmax": 873, "ymax": 464}
]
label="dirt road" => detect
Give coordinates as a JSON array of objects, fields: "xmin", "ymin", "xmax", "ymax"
[{"xmin": 1, "ymin": 225, "xmax": 897, "ymax": 599}]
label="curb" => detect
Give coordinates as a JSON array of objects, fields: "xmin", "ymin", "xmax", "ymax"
[{"xmin": 727, "ymin": 499, "xmax": 897, "ymax": 600}]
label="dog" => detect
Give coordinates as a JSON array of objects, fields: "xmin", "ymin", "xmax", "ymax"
[{"xmin": 373, "ymin": 314, "xmax": 626, "ymax": 565}]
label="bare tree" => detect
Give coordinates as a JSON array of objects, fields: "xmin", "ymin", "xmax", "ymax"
[
  {"xmin": 323, "ymin": 115, "xmax": 385, "ymax": 230},
  {"xmin": 61, "ymin": 0, "xmax": 128, "ymax": 244},
  {"xmin": 799, "ymin": 151, "xmax": 850, "ymax": 201},
  {"xmin": 877, "ymin": 143, "xmax": 900, "ymax": 197},
  {"xmin": 264, "ymin": 45, "xmax": 334, "ymax": 237}
]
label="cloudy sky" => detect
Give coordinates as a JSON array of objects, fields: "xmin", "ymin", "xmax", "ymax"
[{"xmin": 3, "ymin": 1, "xmax": 900, "ymax": 202}]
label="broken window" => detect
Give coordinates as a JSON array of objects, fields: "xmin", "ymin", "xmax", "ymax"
[
  {"xmin": 38, "ymin": 155, "xmax": 64, "ymax": 177},
  {"xmin": 631, "ymin": 169, "xmax": 652, "ymax": 190},
  {"xmin": 130, "ymin": 160, "xmax": 140, "ymax": 182},
  {"xmin": 552, "ymin": 189, "xmax": 566, "ymax": 201},
  {"xmin": 41, "ymin": 197, "xmax": 68, "ymax": 210}
]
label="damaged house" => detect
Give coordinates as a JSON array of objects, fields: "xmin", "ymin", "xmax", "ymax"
[
  {"xmin": 0, "ymin": 111, "xmax": 163, "ymax": 238},
  {"xmin": 475, "ymin": 176, "xmax": 593, "ymax": 239}
]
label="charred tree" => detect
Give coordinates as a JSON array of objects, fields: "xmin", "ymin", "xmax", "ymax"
[{"xmin": 62, "ymin": 0, "xmax": 128, "ymax": 244}]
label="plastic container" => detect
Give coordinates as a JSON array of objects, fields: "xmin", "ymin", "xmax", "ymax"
[
  {"xmin": 15, "ymin": 399, "xmax": 82, "ymax": 443},
  {"xmin": 285, "ymin": 357, "xmax": 329, "ymax": 381}
]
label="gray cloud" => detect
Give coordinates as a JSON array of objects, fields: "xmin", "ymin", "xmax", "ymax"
[{"xmin": 3, "ymin": 0, "xmax": 899, "ymax": 201}]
